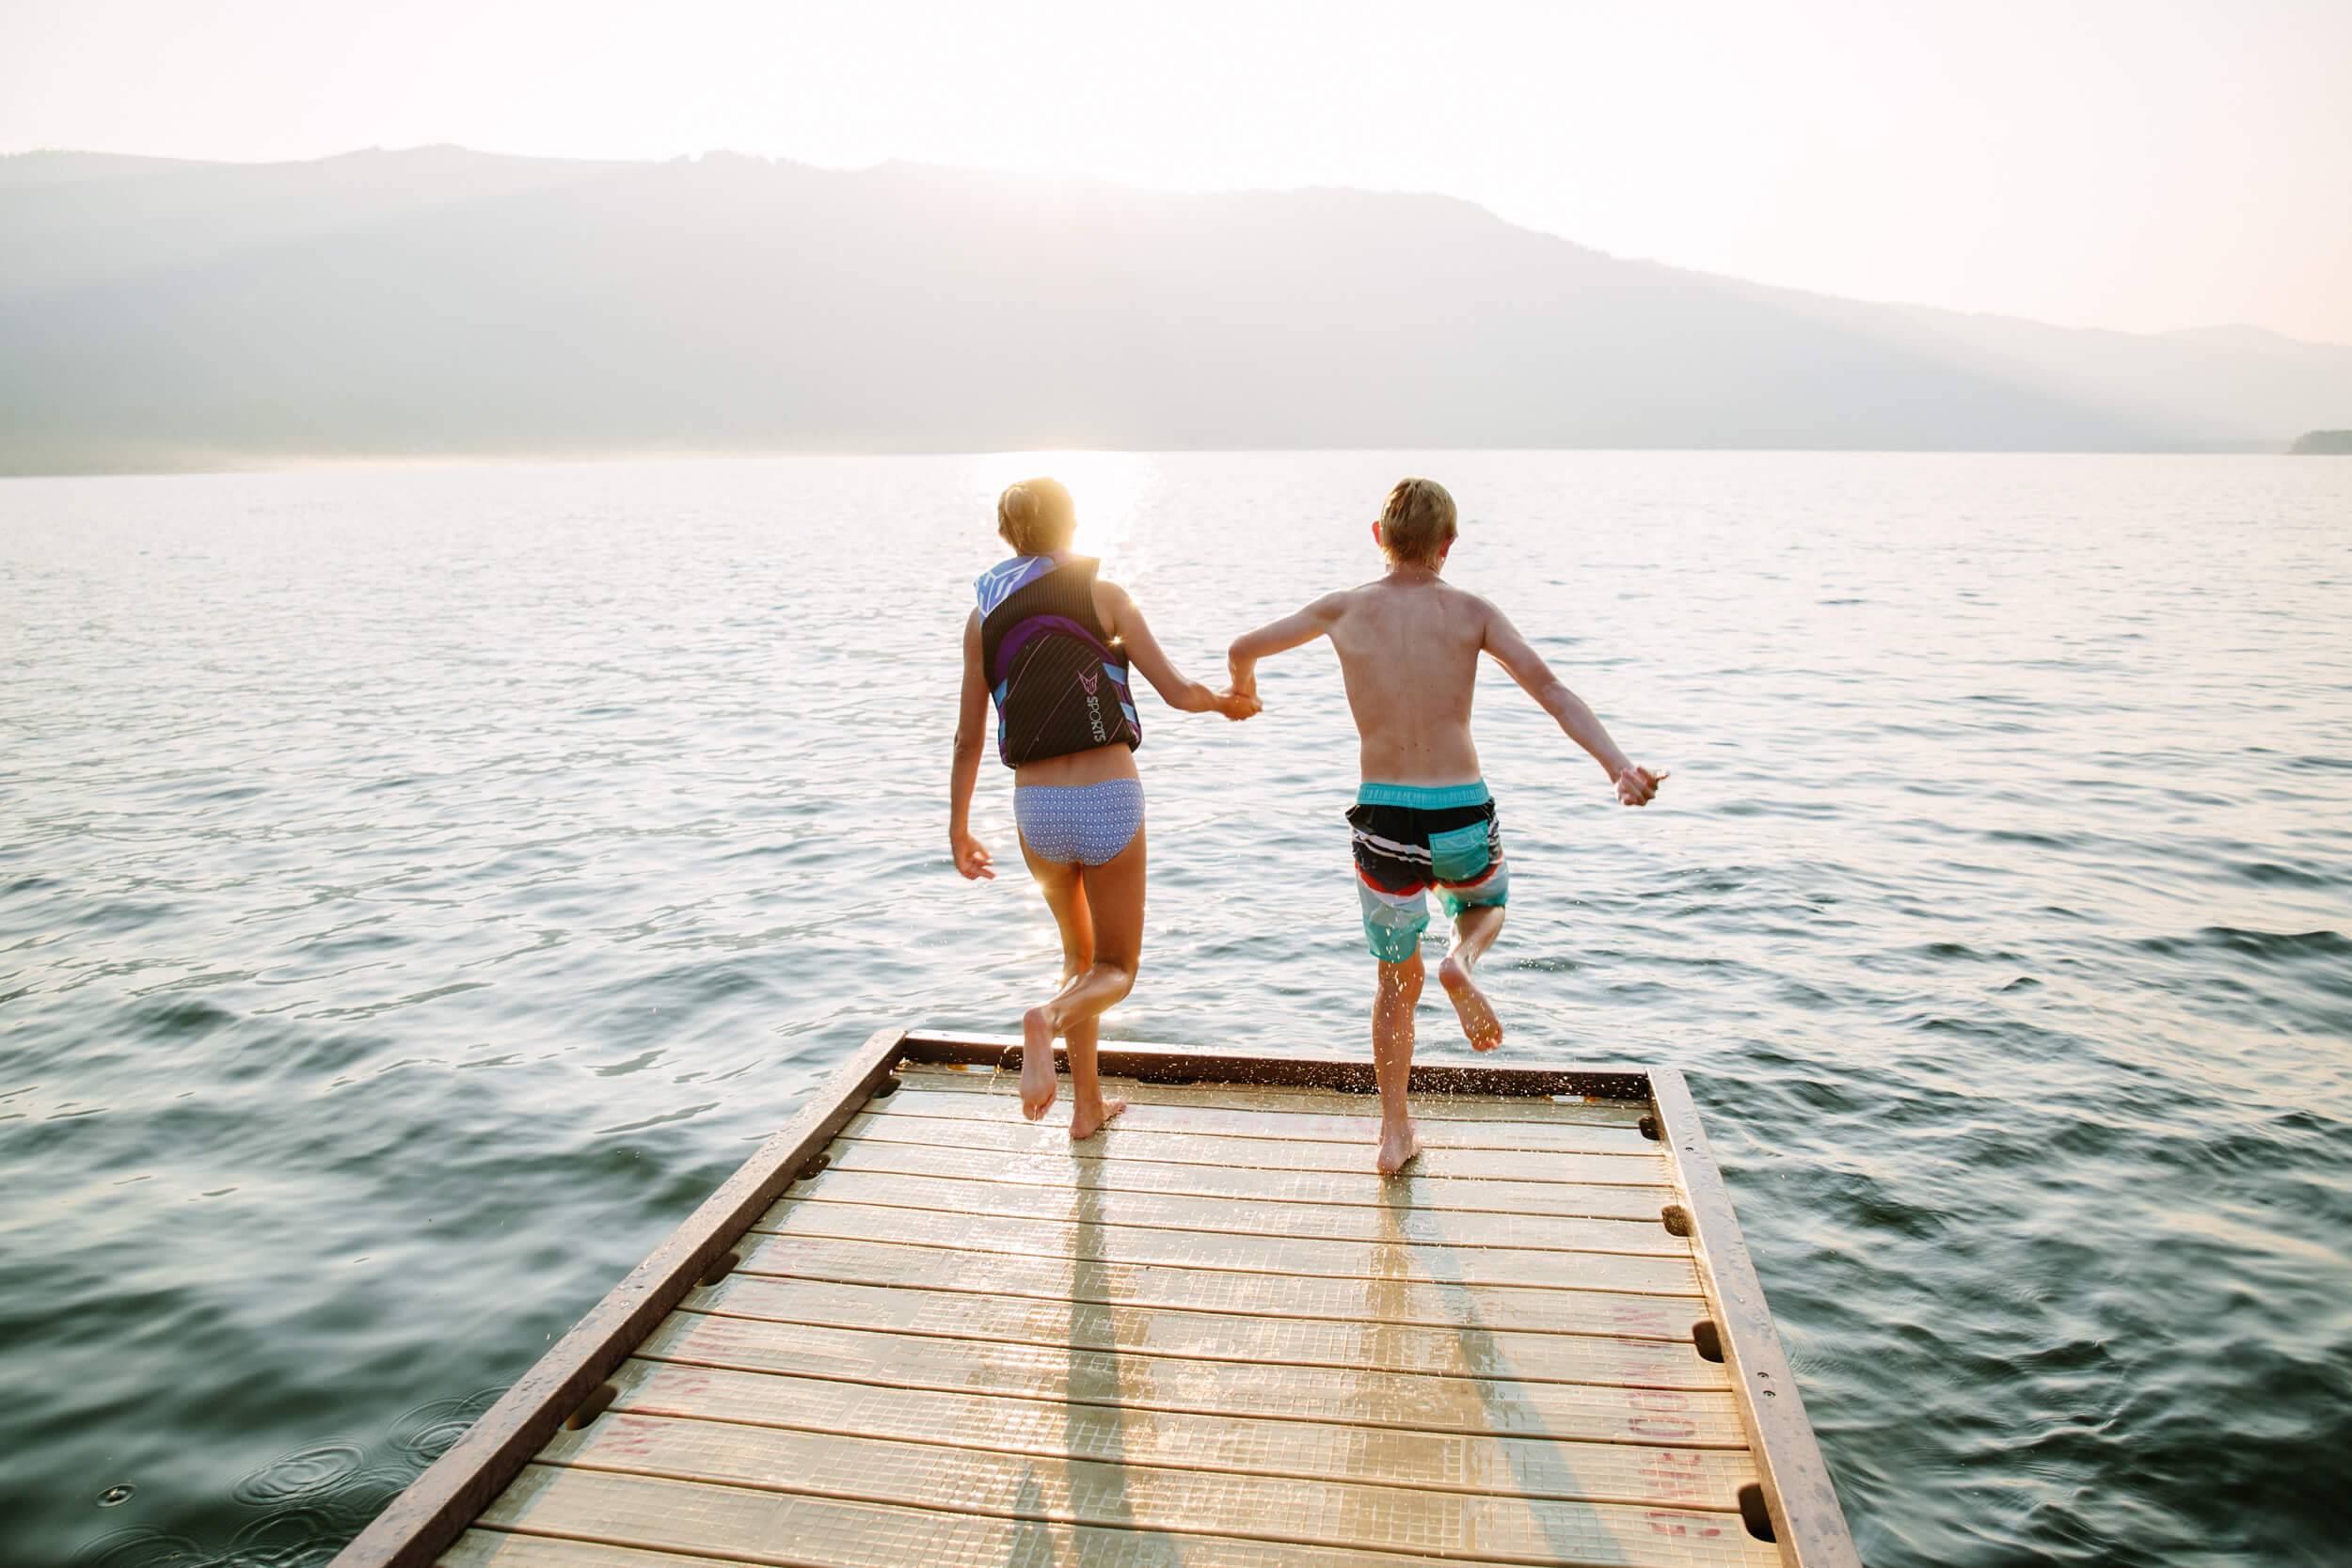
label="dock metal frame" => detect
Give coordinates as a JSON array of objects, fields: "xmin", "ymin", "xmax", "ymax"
[{"xmin": 333, "ymin": 1027, "xmax": 1861, "ymax": 1568}]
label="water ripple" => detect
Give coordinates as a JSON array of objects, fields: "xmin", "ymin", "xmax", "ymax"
[{"xmin": 5, "ymin": 451, "xmax": 2351, "ymax": 1567}]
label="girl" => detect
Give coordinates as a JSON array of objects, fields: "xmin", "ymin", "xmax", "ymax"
[{"xmin": 948, "ymin": 478, "xmax": 1256, "ymax": 1137}]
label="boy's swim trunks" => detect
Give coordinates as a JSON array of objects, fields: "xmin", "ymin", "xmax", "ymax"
[
  {"xmin": 1346, "ymin": 780, "xmax": 1509, "ymax": 962},
  {"xmin": 1015, "ymin": 777, "xmax": 1145, "ymax": 866}
]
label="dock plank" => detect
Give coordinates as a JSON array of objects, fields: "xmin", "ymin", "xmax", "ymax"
[
  {"xmin": 535, "ymin": 1413, "xmax": 1779, "ymax": 1567},
  {"xmin": 748, "ymin": 1196, "xmax": 1707, "ymax": 1295},
  {"xmin": 640, "ymin": 1311, "xmax": 1751, "ymax": 1448},
  {"xmin": 467, "ymin": 1467, "xmax": 1508, "ymax": 1568},
  {"xmin": 818, "ymin": 1135, "xmax": 1675, "ymax": 1220},
  {"xmin": 444, "ymin": 1531, "xmax": 728, "ymax": 1568},
  {"xmin": 838, "ymin": 1108, "xmax": 1672, "ymax": 1184},
  {"xmin": 898, "ymin": 1062, "xmax": 1652, "ymax": 1127},
  {"xmin": 788, "ymin": 1165, "xmax": 1685, "ymax": 1255},
  {"xmin": 733, "ymin": 1232, "xmax": 1710, "ymax": 1340},
  {"xmin": 605, "ymin": 1358, "xmax": 1757, "ymax": 1511},
  {"xmin": 875, "ymin": 1083, "xmax": 1661, "ymax": 1155},
  {"xmin": 689, "ymin": 1273, "xmax": 1727, "ymax": 1390}
]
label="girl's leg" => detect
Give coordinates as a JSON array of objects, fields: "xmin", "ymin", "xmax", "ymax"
[
  {"xmin": 1016, "ymin": 840, "xmax": 1091, "ymax": 1121},
  {"xmin": 1039, "ymin": 865, "xmax": 1120, "ymax": 1137},
  {"xmin": 1064, "ymin": 826, "xmax": 1143, "ymax": 1137},
  {"xmin": 1063, "ymin": 1011, "xmax": 1123, "ymax": 1141},
  {"xmin": 1022, "ymin": 825, "xmax": 1146, "ymax": 1132}
]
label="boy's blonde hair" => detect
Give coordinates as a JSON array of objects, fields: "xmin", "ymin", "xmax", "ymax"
[
  {"xmin": 1377, "ymin": 477, "xmax": 1457, "ymax": 565},
  {"xmin": 998, "ymin": 477, "xmax": 1076, "ymax": 556}
]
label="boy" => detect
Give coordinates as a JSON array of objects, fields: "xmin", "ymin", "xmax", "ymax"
[{"xmin": 1227, "ymin": 478, "xmax": 1665, "ymax": 1173}]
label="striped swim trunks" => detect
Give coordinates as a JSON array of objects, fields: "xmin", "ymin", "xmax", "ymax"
[{"xmin": 1346, "ymin": 780, "xmax": 1509, "ymax": 963}]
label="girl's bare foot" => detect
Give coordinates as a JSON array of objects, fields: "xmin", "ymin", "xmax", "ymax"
[
  {"xmin": 1438, "ymin": 954, "xmax": 1504, "ymax": 1051},
  {"xmin": 1019, "ymin": 1007, "xmax": 1057, "ymax": 1121},
  {"xmin": 1070, "ymin": 1096, "xmax": 1128, "ymax": 1141},
  {"xmin": 1375, "ymin": 1119, "xmax": 1424, "ymax": 1175}
]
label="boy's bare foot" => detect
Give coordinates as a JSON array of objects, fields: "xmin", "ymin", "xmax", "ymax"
[
  {"xmin": 1376, "ymin": 1120, "xmax": 1424, "ymax": 1175},
  {"xmin": 1019, "ymin": 1007, "xmax": 1057, "ymax": 1121},
  {"xmin": 1070, "ymin": 1097, "xmax": 1128, "ymax": 1141},
  {"xmin": 1438, "ymin": 954, "xmax": 1504, "ymax": 1052}
]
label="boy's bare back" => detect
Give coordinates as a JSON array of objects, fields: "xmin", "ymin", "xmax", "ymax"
[{"xmin": 1313, "ymin": 574, "xmax": 1493, "ymax": 786}]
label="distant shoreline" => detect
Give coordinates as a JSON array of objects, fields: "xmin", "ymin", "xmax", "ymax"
[
  {"xmin": 0, "ymin": 439, "xmax": 2308, "ymax": 482},
  {"xmin": 10, "ymin": 150, "xmax": 2352, "ymax": 469}
]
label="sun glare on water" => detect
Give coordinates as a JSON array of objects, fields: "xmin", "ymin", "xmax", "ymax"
[{"xmin": 966, "ymin": 450, "xmax": 1159, "ymax": 569}]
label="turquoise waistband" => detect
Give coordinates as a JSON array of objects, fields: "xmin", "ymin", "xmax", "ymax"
[{"xmin": 1356, "ymin": 779, "xmax": 1491, "ymax": 810}]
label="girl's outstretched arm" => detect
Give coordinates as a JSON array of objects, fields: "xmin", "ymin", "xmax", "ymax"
[
  {"xmin": 948, "ymin": 610, "xmax": 995, "ymax": 878},
  {"xmin": 1098, "ymin": 580, "xmax": 1257, "ymax": 720}
]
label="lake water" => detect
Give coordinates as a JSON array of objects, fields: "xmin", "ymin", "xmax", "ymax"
[{"xmin": 3, "ymin": 451, "xmax": 2348, "ymax": 1567}]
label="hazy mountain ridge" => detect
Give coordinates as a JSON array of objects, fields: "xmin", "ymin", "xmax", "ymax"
[{"xmin": 4, "ymin": 147, "xmax": 2348, "ymax": 474}]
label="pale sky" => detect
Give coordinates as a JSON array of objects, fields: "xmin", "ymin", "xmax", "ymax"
[{"xmin": 5, "ymin": 0, "xmax": 2348, "ymax": 344}]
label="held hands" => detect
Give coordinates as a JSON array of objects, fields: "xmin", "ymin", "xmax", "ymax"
[
  {"xmin": 1222, "ymin": 662, "xmax": 1261, "ymax": 720},
  {"xmin": 951, "ymin": 829, "xmax": 995, "ymax": 880},
  {"xmin": 1213, "ymin": 686, "xmax": 1262, "ymax": 721},
  {"xmin": 1613, "ymin": 764, "xmax": 1669, "ymax": 807}
]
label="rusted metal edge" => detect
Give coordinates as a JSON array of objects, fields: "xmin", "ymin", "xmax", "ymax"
[
  {"xmin": 329, "ymin": 1025, "xmax": 914, "ymax": 1568},
  {"xmin": 1647, "ymin": 1067, "xmax": 1861, "ymax": 1568},
  {"xmin": 901, "ymin": 1030, "xmax": 1652, "ymax": 1101}
]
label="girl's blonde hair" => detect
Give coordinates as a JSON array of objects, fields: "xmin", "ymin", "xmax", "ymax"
[
  {"xmin": 1378, "ymin": 477, "xmax": 1457, "ymax": 565},
  {"xmin": 997, "ymin": 477, "xmax": 1076, "ymax": 555}
]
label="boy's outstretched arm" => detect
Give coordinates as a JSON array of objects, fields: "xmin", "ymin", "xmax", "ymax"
[
  {"xmin": 1100, "ymin": 583, "xmax": 1258, "ymax": 720},
  {"xmin": 1482, "ymin": 602, "xmax": 1669, "ymax": 806},
  {"xmin": 1227, "ymin": 593, "xmax": 1346, "ymax": 705}
]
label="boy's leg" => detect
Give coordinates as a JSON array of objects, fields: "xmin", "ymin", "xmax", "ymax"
[
  {"xmin": 1373, "ymin": 952, "xmax": 1425, "ymax": 1173},
  {"xmin": 1438, "ymin": 903, "xmax": 1506, "ymax": 1052},
  {"xmin": 1433, "ymin": 811, "xmax": 1510, "ymax": 1051},
  {"xmin": 1358, "ymin": 876, "xmax": 1433, "ymax": 1172}
]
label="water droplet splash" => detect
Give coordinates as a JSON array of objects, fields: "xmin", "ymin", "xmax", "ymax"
[{"xmin": 229, "ymin": 1442, "xmax": 362, "ymax": 1506}]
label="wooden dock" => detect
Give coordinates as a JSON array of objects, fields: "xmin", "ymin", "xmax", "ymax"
[{"xmin": 336, "ymin": 1029, "xmax": 1859, "ymax": 1568}]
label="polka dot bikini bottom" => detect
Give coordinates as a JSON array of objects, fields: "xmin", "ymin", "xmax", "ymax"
[{"xmin": 1012, "ymin": 778, "xmax": 1145, "ymax": 866}]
